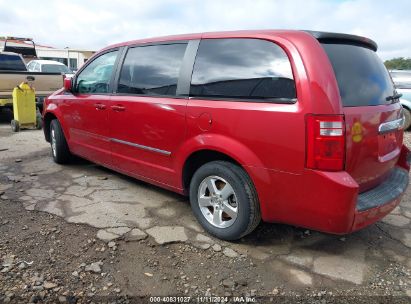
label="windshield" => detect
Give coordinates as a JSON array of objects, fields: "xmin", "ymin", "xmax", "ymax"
[
  {"xmin": 322, "ymin": 43, "xmax": 395, "ymax": 107},
  {"xmin": 0, "ymin": 54, "xmax": 26, "ymax": 71},
  {"xmin": 42, "ymin": 64, "xmax": 71, "ymax": 74}
]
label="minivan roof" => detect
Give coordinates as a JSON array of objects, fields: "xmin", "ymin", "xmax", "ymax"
[{"xmin": 103, "ymin": 29, "xmax": 377, "ymax": 52}]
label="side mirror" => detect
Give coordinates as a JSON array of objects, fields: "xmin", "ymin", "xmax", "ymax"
[{"xmin": 63, "ymin": 77, "xmax": 72, "ymax": 92}]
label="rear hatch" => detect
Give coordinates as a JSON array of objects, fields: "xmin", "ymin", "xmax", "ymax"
[{"xmin": 321, "ymin": 41, "xmax": 403, "ymax": 192}]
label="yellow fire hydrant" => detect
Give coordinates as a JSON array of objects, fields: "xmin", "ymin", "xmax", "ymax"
[{"xmin": 11, "ymin": 82, "xmax": 42, "ymax": 132}]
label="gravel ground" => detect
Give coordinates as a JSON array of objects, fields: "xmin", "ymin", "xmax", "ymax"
[{"xmin": 2, "ymin": 201, "xmax": 409, "ymax": 304}]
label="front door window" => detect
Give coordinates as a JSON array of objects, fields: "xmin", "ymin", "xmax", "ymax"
[{"xmin": 76, "ymin": 51, "xmax": 119, "ymax": 94}]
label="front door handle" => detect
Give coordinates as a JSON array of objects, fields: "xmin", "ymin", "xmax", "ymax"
[
  {"xmin": 111, "ymin": 105, "xmax": 125, "ymax": 112},
  {"xmin": 94, "ymin": 103, "xmax": 106, "ymax": 110}
]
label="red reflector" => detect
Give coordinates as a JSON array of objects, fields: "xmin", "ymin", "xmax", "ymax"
[{"xmin": 306, "ymin": 114, "xmax": 345, "ymax": 171}]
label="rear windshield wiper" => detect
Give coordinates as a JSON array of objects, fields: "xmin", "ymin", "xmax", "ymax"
[{"xmin": 386, "ymin": 92, "xmax": 402, "ymax": 102}]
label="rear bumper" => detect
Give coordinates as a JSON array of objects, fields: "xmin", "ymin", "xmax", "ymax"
[
  {"xmin": 357, "ymin": 167, "xmax": 408, "ymax": 212},
  {"xmin": 252, "ymin": 145, "xmax": 410, "ymax": 234},
  {"xmin": 352, "ymin": 166, "xmax": 409, "ymax": 232}
]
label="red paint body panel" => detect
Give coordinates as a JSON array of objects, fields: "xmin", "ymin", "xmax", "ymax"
[
  {"xmin": 251, "ymin": 167, "xmax": 359, "ymax": 233},
  {"xmin": 61, "ymin": 93, "xmax": 112, "ymax": 166},
  {"xmin": 344, "ymin": 104, "xmax": 404, "ymax": 192},
  {"xmin": 109, "ymin": 95, "xmax": 187, "ymax": 187},
  {"xmin": 43, "ymin": 30, "xmax": 410, "ymax": 235},
  {"xmin": 352, "ymin": 193, "xmax": 402, "ymax": 232}
]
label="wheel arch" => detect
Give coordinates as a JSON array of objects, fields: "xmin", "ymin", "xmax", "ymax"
[
  {"xmin": 400, "ymin": 99, "xmax": 411, "ymax": 129},
  {"xmin": 178, "ymin": 134, "xmax": 266, "ymax": 195},
  {"xmin": 43, "ymin": 112, "xmax": 58, "ymax": 142},
  {"xmin": 182, "ymin": 149, "xmax": 241, "ymax": 194},
  {"xmin": 42, "ymin": 102, "xmax": 69, "ymax": 143},
  {"xmin": 400, "ymin": 98, "xmax": 411, "ymax": 111}
]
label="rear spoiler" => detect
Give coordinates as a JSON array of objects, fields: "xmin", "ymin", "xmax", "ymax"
[
  {"xmin": 2, "ymin": 37, "xmax": 37, "ymax": 57},
  {"xmin": 305, "ymin": 30, "xmax": 378, "ymax": 52}
]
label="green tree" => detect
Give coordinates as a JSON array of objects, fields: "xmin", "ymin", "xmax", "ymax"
[{"xmin": 384, "ymin": 57, "xmax": 411, "ymax": 70}]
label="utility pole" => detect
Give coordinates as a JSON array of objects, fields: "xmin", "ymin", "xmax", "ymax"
[{"xmin": 64, "ymin": 46, "xmax": 70, "ymax": 69}]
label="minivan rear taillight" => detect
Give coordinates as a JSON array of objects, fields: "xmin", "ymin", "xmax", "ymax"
[{"xmin": 306, "ymin": 114, "xmax": 345, "ymax": 171}]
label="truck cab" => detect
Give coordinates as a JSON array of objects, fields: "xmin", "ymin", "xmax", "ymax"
[{"xmin": 0, "ymin": 37, "xmax": 65, "ymax": 112}]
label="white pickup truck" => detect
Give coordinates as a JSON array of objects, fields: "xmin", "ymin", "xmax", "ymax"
[{"xmin": 390, "ymin": 70, "xmax": 411, "ymax": 129}]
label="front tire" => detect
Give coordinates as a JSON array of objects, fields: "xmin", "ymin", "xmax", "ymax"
[
  {"xmin": 50, "ymin": 119, "xmax": 71, "ymax": 164},
  {"xmin": 189, "ymin": 161, "xmax": 261, "ymax": 240},
  {"xmin": 11, "ymin": 120, "xmax": 20, "ymax": 132},
  {"xmin": 36, "ymin": 109, "xmax": 42, "ymax": 130}
]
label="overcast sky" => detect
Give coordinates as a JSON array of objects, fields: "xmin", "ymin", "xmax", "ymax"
[{"xmin": 0, "ymin": 0, "xmax": 409, "ymax": 60}]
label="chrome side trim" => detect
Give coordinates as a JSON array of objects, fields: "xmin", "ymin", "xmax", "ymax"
[
  {"xmin": 110, "ymin": 138, "xmax": 171, "ymax": 156},
  {"xmin": 378, "ymin": 117, "xmax": 404, "ymax": 134}
]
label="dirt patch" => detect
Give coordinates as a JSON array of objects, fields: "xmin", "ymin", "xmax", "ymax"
[{"xmin": 0, "ymin": 199, "xmax": 123, "ymax": 303}]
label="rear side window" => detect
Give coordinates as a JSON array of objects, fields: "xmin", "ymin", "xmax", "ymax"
[
  {"xmin": 322, "ymin": 43, "xmax": 395, "ymax": 107},
  {"xmin": 117, "ymin": 43, "xmax": 187, "ymax": 96},
  {"xmin": 190, "ymin": 38, "xmax": 296, "ymax": 102},
  {"xmin": 0, "ymin": 54, "xmax": 26, "ymax": 71}
]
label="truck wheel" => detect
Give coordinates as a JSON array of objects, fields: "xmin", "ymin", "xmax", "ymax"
[
  {"xmin": 50, "ymin": 119, "xmax": 71, "ymax": 164},
  {"xmin": 11, "ymin": 120, "xmax": 20, "ymax": 132},
  {"xmin": 189, "ymin": 161, "xmax": 261, "ymax": 241},
  {"xmin": 403, "ymin": 108, "xmax": 411, "ymax": 130},
  {"xmin": 36, "ymin": 113, "xmax": 42, "ymax": 130}
]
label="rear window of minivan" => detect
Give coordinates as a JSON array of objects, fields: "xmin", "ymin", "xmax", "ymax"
[{"xmin": 322, "ymin": 43, "xmax": 395, "ymax": 107}]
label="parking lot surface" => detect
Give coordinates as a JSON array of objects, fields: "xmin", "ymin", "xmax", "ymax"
[{"xmin": 0, "ymin": 115, "xmax": 410, "ymax": 303}]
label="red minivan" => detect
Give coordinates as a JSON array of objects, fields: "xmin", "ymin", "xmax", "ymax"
[{"xmin": 43, "ymin": 30, "xmax": 410, "ymax": 240}]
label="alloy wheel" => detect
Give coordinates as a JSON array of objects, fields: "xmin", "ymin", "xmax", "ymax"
[{"xmin": 197, "ymin": 175, "xmax": 238, "ymax": 228}]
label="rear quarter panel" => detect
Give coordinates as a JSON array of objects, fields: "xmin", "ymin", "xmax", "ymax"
[
  {"xmin": 182, "ymin": 31, "xmax": 343, "ymax": 172},
  {"xmin": 182, "ymin": 31, "xmax": 342, "ymax": 174},
  {"xmin": 180, "ymin": 31, "xmax": 344, "ymax": 222}
]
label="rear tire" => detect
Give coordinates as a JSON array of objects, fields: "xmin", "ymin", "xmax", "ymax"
[
  {"xmin": 36, "ymin": 113, "xmax": 42, "ymax": 130},
  {"xmin": 189, "ymin": 161, "xmax": 261, "ymax": 241},
  {"xmin": 50, "ymin": 119, "xmax": 71, "ymax": 164},
  {"xmin": 11, "ymin": 120, "xmax": 20, "ymax": 132},
  {"xmin": 403, "ymin": 108, "xmax": 411, "ymax": 130}
]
